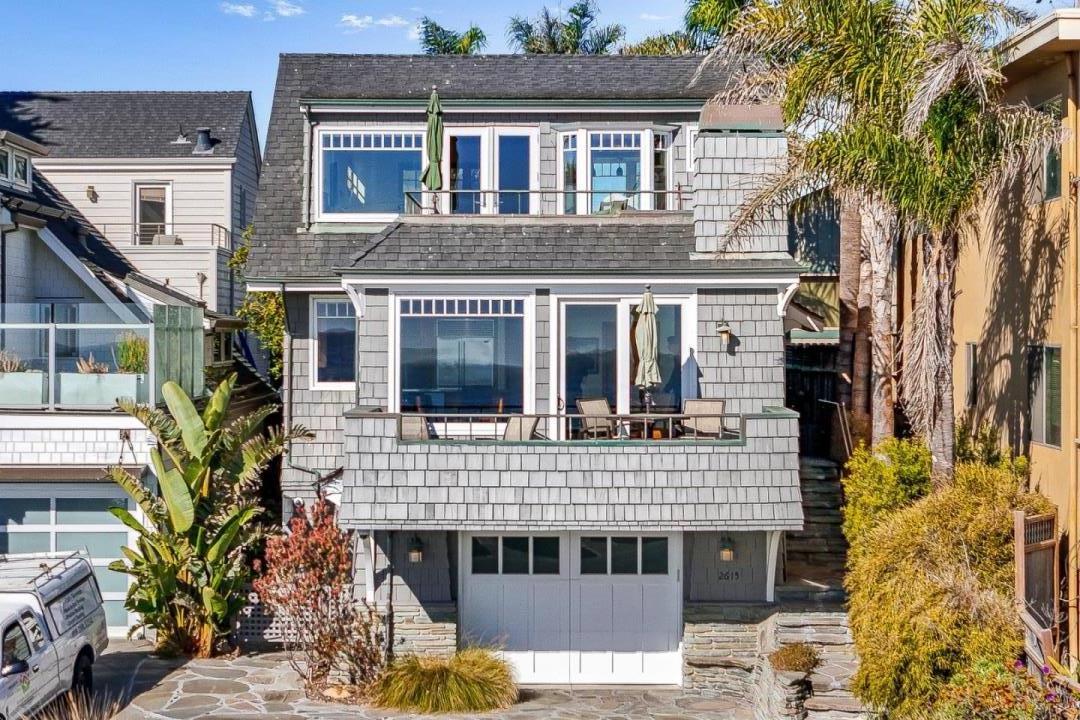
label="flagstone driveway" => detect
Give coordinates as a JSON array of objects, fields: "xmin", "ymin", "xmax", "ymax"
[{"xmin": 100, "ymin": 642, "xmax": 753, "ymax": 720}]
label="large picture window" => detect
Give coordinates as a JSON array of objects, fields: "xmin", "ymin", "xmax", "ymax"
[
  {"xmin": 399, "ymin": 298, "xmax": 525, "ymax": 414},
  {"xmin": 589, "ymin": 132, "xmax": 642, "ymax": 212},
  {"xmin": 321, "ymin": 131, "xmax": 422, "ymax": 216},
  {"xmin": 313, "ymin": 299, "xmax": 356, "ymax": 386}
]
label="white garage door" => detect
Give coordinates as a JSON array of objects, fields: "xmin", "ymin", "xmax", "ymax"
[
  {"xmin": 460, "ymin": 533, "xmax": 682, "ymax": 685},
  {"xmin": 0, "ymin": 483, "xmax": 135, "ymax": 635}
]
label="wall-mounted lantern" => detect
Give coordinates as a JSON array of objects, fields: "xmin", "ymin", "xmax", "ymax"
[
  {"xmin": 718, "ymin": 535, "xmax": 736, "ymax": 563},
  {"xmin": 86, "ymin": 185, "xmax": 98, "ymax": 203},
  {"xmin": 407, "ymin": 535, "xmax": 425, "ymax": 564},
  {"xmin": 716, "ymin": 321, "xmax": 733, "ymax": 351}
]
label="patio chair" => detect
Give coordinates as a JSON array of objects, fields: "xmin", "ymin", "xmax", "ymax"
[
  {"xmin": 576, "ymin": 398, "xmax": 619, "ymax": 439},
  {"xmin": 681, "ymin": 398, "xmax": 727, "ymax": 438},
  {"xmin": 502, "ymin": 415, "xmax": 540, "ymax": 441},
  {"xmin": 399, "ymin": 414, "xmax": 431, "ymax": 441}
]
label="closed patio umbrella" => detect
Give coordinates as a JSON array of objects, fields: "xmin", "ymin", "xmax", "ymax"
[
  {"xmin": 421, "ymin": 88, "xmax": 443, "ymax": 210},
  {"xmin": 635, "ymin": 286, "xmax": 662, "ymax": 413}
]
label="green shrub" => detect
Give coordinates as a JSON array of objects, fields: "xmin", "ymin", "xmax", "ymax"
[
  {"xmin": 955, "ymin": 418, "xmax": 1029, "ymax": 478},
  {"xmin": 842, "ymin": 438, "xmax": 932, "ymax": 548},
  {"xmin": 371, "ymin": 648, "xmax": 517, "ymax": 713},
  {"xmin": 769, "ymin": 643, "xmax": 819, "ymax": 673},
  {"xmin": 928, "ymin": 660, "xmax": 1065, "ymax": 720},
  {"xmin": 115, "ymin": 331, "xmax": 149, "ymax": 374},
  {"xmin": 847, "ymin": 462, "xmax": 1052, "ymax": 717}
]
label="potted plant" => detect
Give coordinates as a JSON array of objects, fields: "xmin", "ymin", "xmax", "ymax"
[
  {"xmin": 0, "ymin": 350, "xmax": 45, "ymax": 406},
  {"xmin": 58, "ymin": 348, "xmax": 142, "ymax": 407}
]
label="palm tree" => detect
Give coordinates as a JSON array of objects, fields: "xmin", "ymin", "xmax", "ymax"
[
  {"xmin": 721, "ymin": 0, "xmax": 1057, "ymax": 475},
  {"xmin": 621, "ymin": 31, "xmax": 704, "ymax": 56},
  {"xmin": 418, "ymin": 17, "xmax": 487, "ymax": 55},
  {"xmin": 507, "ymin": 0, "xmax": 624, "ymax": 54},
  {"xmin": 621, "ymin": 0, "xmax": 748, "ymax": 56}
]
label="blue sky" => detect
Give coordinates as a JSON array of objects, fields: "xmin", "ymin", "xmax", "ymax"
[{"xmin": 5, "ymin": 1, "xmax": 690, "ymax": 142}]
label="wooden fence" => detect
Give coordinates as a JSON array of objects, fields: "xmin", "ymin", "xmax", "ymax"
[{"xmin": 1014, "ymin": 510, "xmax": 1060, "ymax": 665}]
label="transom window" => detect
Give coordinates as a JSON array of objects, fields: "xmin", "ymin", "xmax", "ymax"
[
  {"xmin": 399, "ymin": 296, "xmax": 525, "ymax": 414},
  {"xmin": 320, "ymin": 130, "xmax": 423, "ymax": 216},
  {"xmin": 313, "ymin": 299, "xmax": 357, "ymax": 386},
  {"xmin": 471, "ymin": 536, "xmax": 560, "ymax": 575}
]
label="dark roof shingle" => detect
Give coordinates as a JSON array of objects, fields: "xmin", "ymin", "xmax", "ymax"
[{"xmin": 0, "ymin": 91, "xmax": 252, "ymax": 158}]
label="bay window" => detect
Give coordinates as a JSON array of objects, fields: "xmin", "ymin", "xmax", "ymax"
[
  {"xmin": 320, "ymin": 130, "xmax": 423, "ymax": 217},
  {"xmin": 312, "ymin": 298, "xmax": 356, "ymax": 387},
  {"xmin": 589, "ymin": 132, "xmax": 642, "ymax": 212},
  {"xmin": 558, "ymin": 130, "xmax": 672, "ymax": 214},
  {"xmin": 399, "ymin": 297, "xmax": 525, "ymax": 414}
]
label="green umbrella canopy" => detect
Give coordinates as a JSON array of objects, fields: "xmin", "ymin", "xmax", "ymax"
[
  {"xmin": 421, "ymin": 88, "xmax": 443, "ymax": 191},
  {"xmin": 634, "ymin": 287, "xmax": 662, "ymax": 389}
]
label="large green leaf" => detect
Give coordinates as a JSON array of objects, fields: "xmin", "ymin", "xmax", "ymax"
[
  {"xmin": 159, "ymin": 466, "xmax": 195, "ymax": 532},
  {"xmin": 202, "ymin": 373, "xmax": 237, "ymax": 432},
  {"xmin": 109, "ymin": 506, "xmax": 151, "ymax": 537},
  {"xmin": 162, "ymin": 381, "xmax": 208, "ymax": 456},
  {"xmin": 206, "ymin": 507, "xmax": 258, "ymax": 563},
  {"xmin": 201, "ymin": 586, "xmax": 227, "ymax": 618}
]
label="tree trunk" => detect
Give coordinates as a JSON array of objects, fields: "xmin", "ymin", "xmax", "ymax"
[
  {"xmin": 928, "ymin": 235, "xmax": 957, "ymax": 478},
  {"xmin": 837, "ymin": 199, "xmax": 862, "ymax": 413},
  {"xmin": 860, "ymin": 196, "xmax": 898, "ymax": 444},
  {"xmin": 853, "ymin": 238, "xmax": 873, "ymax": 443}
]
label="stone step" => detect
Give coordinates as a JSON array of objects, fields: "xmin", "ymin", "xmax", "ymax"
[{"xmin": 804, "ymin": 693, "xmax": 868, "ymax": 715}]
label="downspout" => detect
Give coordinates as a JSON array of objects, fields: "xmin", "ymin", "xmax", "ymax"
[{"xmin": 1069, "ymin": 50, "xmax": 1080, "ymax": 668}]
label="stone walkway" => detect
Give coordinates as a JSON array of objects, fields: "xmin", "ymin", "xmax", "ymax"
[{"xmin": 108, "ymin": 650, "xmax": 753, "ymax": 720}]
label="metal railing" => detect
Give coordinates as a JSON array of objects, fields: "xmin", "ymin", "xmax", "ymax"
[
  {"xmin": 395, "ymin": 412, "xmax": 743, "ymax": 443},
  {"xmin": 98, "ymin": 223, "xmax": 236, "ymax": 249},
  {"xmin": 403, "ymin": 188, "xmax": 692, "ymax": 216},
  {"xmin": 0, "ymin": 321, "xmax": 155, "ymax": 410}
]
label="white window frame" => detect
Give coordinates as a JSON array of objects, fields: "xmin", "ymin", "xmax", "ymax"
[
  {"xmin": 558, "ymin": 129, "xmax": 654, "ymax": 214},
  {"xmin": 309, "ymin": 295, "xmax": 358, "ymax": 391},
  {"xmin": 314, "ymin": 125, "xmax": 427, "ymax": 224},
  {"xmin": 551, "ymin": 292, "xmax": 697, "ymax": 437},
  {"xmin": 0, "ymin": 484, "xmax": 139, "ymax": 635},
  {"xmin": 685, "ymin": 123, "xmax": 700, "ymax": 174},
  {"xmin": 0, "ymin": 148, "xmax": 32, "ymax": 190},
  {"xmin": 441, "ymin": 126, "xmax": 540, "ymax": 216},
  {"xmin": 388, "ymin": 291, "xmax": 535, "ymax": 415},
  {"xmin": 132, "ymin": 182, "xmax": 173, "ymax": 245}
]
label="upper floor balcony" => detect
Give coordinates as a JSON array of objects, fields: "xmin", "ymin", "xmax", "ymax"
[
  {"xmin": 97, "ymin": 223, "xmax": 237, "ymax": 250},
  {"xmin": 0, "ymin": 303, "xmax": 204, "ymax": 411},
  {"xmin": 403, "ymin": 189, "xmax": 693, "ymax": 217}
]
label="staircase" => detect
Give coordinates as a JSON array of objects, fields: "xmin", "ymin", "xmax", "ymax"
[
  {"xmin": 774, "ymin": 610, "xmax": 868, "ymax": 720},
  {"xmin": 785, "ymin": 458, "xmax": 848, "ymax": 583}
]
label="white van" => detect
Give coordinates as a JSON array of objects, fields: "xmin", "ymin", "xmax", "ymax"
[{"xmin": 0, "ymin": 553, "xmax": 109, "ymax": 720}]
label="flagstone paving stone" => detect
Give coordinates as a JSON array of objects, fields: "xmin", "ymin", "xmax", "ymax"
[{"xmin": 102, "ymin": 643, "xmax": 754, "ymax": 719}]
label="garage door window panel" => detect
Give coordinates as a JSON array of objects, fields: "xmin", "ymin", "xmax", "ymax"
[
  {"xmin": 471, "ymin": 536, "xmax": 499, "ymax": 574},
  {"xmin": 502, "ymin": 537, "xmax": 530, "ymax": 574},
  {"xmin": 533, "ymin": 537, "xmax": 560, "ymax": 575},
  {"xmin": 642, "ymin": 537, "xmax": 669, "ymax": 575},
  {"xmin": 581, "ymin": 537, "xmax": 608, "ymax": 574},
  {"xmin": 611, "ymin": 537, "xmax": 638, "ymax": 574}
]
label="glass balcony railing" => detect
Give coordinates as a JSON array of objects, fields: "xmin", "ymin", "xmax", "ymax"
[{"xmin": 0, "ymin": 305, "xmax": 153, "ymax": 410}]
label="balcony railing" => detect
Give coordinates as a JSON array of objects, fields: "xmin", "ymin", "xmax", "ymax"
[
  {"xmin": 98, "ymin": 223, "xmax": 236, "ymax": 249},
  {"xmin": 395, "ymin": 412, "xmax": 743, "ymax": 444},
  {"xmin": 403, "ymin": 188, "xmax": 692, "ymax": 216},
  {"xmin": 0, "ymin": 316, "xmax": 154, "ymax": 410}
]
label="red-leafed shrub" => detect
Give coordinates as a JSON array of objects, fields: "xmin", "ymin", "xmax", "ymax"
[{"xmin": 254, "ymin": 499, "xmax": 384, "ymax": 691}]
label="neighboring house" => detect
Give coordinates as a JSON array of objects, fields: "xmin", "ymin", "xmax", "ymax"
[
  {"xmin": 0, "ymin": 91, "xmax": 261, "ymax": 314},
  {"xmin": 0, "ymin": 127, "xmax": 271, "ymax": 637},
  {"xmin": 949, "ymin": 10, "xmax": 1076, "ymax": 661},
  {"xmin": 247, "ymin": 54, "xmax": 804, "ymax": 690}
]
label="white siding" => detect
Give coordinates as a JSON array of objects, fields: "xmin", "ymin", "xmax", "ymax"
[
  {"xmin": 122, "ymin": 246, "xmax": 233, "ymax": 309},
  {"xmin": 3, "ymin": 227, "xmax": 96, "ymax": 304}
]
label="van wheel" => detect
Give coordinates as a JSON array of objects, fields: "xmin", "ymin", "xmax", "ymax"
[{"xmin": 71, "ymin": 652, "xmax": 93, "ymax": 696}]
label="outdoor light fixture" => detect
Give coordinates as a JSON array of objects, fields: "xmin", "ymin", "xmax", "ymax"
[
  {"xmin": 718, "ymin": 536, "xmax": 736, "ymax": 563},
  {"xmin": 716, "ymin": 321, "xmax": 732, "ymax": 351},
  {"xmin": 407, "ymin": 535, "xmax": 424, "ymax": 564},
  {"xmin": 85, "ymin": 185, "xmax": 98, "ymax": 203}
]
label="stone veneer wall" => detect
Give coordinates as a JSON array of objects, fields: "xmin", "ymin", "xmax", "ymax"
[
  {"xmin": 390, "ymin": 603, "xmax": 458, "ymax": 657},
  {"xmin": 683, "ymin": 604, "xmax": 772, "ymax": 697}
]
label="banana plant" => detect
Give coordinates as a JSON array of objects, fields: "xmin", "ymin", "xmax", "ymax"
[{"xmin": 106, "ymin": 373, "xmax": 311, "ymax": 657}]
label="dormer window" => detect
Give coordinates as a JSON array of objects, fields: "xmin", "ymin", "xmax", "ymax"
[
  {"xmin": 318, "ymin": 129, "xmax": 423, "ymax": 220},
  {"xmin": 0, "ymin": 147, "xmax": 31, "ymax": 190}
]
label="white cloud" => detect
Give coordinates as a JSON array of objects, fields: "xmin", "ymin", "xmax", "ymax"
[
  {"xmin": 220, "ymin": 2, "xmax": 256, "ymax": 16},
  {"xmin": 639, "ymin": 12, "xmax": 672, "ymax": 20},
  {"xmin": 340, "ymin": 13, "xmax": 374, "ymax": 30},
  {"xmin": 407, "ymin": 23, "xmax": 422, "ymax": 40},
  {"xmin": 376, "ymin": 15, "xmax": 411, "ymax": 27},
  {"xmin": 271, "ymin": 0, "xmax": 304, "ymax": 17}
]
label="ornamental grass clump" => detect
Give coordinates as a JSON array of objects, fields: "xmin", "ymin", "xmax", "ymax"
[
  {"xmin": 846, "ymin": 461, "xmax": 1052, "ymax": 717},
  {"xmin": 769, "ymin": 643, "xmax": 820, "ymax": 673},
  {"xmin": 372, "ymin": 648, "xmax": 517, "ymax": 713}
]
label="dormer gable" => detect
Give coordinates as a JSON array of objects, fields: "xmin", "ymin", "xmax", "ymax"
[{"xmin": 0, "ymin": 130, "xmax": 47, "ymax": 193}]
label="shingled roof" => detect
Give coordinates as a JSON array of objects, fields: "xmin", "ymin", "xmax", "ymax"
[
  {"xmin": 0, "ymin": 91, "xmax": 253, "ymax": 159},
  {"xmin": 250, "ymin": 54, "xmax": 746, "ymax": 280}
]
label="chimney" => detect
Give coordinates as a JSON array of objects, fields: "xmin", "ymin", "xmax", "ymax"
[
  {"xmin": 693, "ymin": 104, "xmax": 787, "ymax": 255},
  {"xmin": 193, "ymin": 127, "xmax": 214, "ymax": 155}
]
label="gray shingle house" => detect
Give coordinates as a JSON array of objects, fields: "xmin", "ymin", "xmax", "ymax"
[{"xmin": 248, "ymin": 54, "xmax": 803, "ymax": 688}]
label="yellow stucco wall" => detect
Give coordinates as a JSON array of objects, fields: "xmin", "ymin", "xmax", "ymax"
[{"xmin": 952, "ymin": 58, "xmax": 1074, "ymax": 517}]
